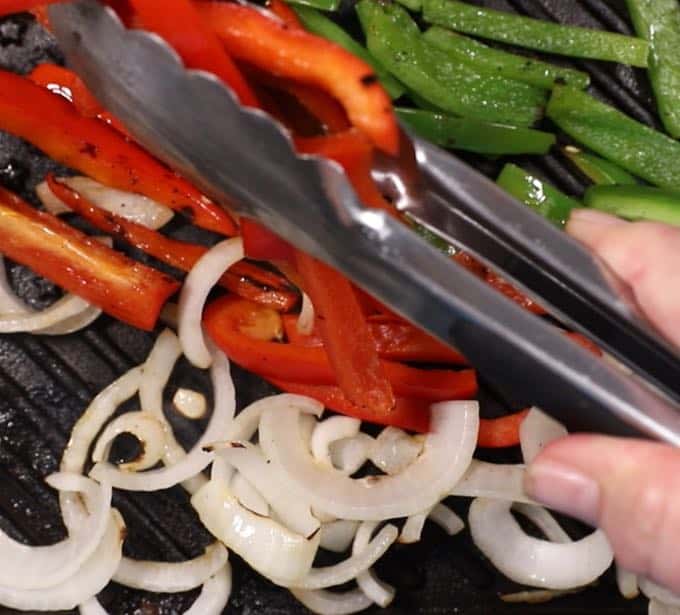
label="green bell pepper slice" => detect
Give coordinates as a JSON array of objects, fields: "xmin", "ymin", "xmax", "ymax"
[
  {"xmin": 585, "ymin": 185, "xmax": 680, "ymax": 226},
  {"xmin": 563, "ymin": 146, "xmax": 638, "ymax": 186}
]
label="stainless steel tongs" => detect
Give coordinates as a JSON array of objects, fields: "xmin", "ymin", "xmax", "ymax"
[{"xmin": 48, "ymin": 0, "xmax": 680, "ymax": 444}]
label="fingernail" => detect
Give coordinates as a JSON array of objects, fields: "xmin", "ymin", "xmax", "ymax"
[{"xmin": 525, "ymin": 460, "xmax": 601, "ymax": 526}]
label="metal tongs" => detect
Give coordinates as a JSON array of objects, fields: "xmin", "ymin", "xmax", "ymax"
[{"xmin": 48, "ymin": 0, "xmax": 680, "ymax": 444}]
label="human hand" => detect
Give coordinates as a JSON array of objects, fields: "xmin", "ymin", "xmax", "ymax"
[{"xmin": 524, "ymin": 209, "xmax": 680, "ymax": 592}]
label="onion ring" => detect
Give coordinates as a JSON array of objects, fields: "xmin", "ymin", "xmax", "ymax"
[{"xmin": 352, "ymin": 521, "xmax": 395, "ymax": 607}]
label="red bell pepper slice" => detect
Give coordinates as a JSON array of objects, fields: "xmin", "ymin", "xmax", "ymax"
[
  {"xmin": 196, "ymin": 2, "xmax": 398, "ymax": 155},
  {"xmin": 282, "ymin": 313, "xmax": 468, "ymax": 364},
  {"xmin": 204, "ymin": 296, "xmax": 478, "ymax": 400},
  {"xmin": 46, "ymin": 176, "xmax": 299, "ymax": 312},
  {"xmin": 0, "ymin": 70, "xmax": 237, "ymax": 236},
  {"xmin": 240, "ymin": 218, "xmax": 295, "ymax": 263},
  {"xmin": 0, "ymin": 186, "xmax": 178, "ymax": 330},
  {"xmin": 477, "ymin": 409, "xmax": 530, "ymax": 448},
  {"xmin": 28, "ymin": 64, "xmax": 129, "ymax": 136},
  {"xmin": 266, "ymin": 0, "xmax": 303, "ymax": 28},
  {"xmin": 295, "ymin": 251, "xmax": 395, "ymax": 414},
  {"xmin": 128, "ymin": 0, "xmax": 258, "ymax": 108},
  {"xmin": 283, "ymin": 83, "xmax": 350, "ymax": 133},
  {"xmin": 269, "ymin": 378, "xmax": 431, "ymax": 432}
]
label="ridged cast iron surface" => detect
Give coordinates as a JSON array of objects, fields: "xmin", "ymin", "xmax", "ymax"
[{"xmin": 0, "ymin": 1, "xmax": 654, "ymax": 613}]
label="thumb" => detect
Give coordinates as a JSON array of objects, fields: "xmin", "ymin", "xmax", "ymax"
[{"xmin": 525, "ymin": 434, "xmax": 680, "ymax": 593}]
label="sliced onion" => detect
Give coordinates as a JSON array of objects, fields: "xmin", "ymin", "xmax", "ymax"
[
  {"xmin": 352, "ymin": 522, "xmax": 395, "ymax": 607},
  {"xmin": 192, "ymin": 478, "xmax": 320, "ymax": 586},
  {"xmin": 290, "ymin": 588, "xmax": 372, "ymax": 615},
  {"xmin": 173, "ymin": 388, "xmax": 207, "ymax": 419},
  {"xmin": 520, "ymin": 408, "xmax": 567, "ymax": 464},
  {"xmin": 91, "ymin": 411, "xmax": 166, "ymax": 472},
  {"xmin": 296, "ymin": 291, "xmax": 315, "ymax": 335},
  {"xmin": 0, "ymin": 473, "xmax": 110, "ymax": 590},
  {"xmin": 259, "ymin": 401, "xmax": 479, "ymax": 521},
  {"xmin": 178, "ymin": 237, "xmax": 244, "ymax": 368},
  {"xmin": 79, "ymin": 597, "xmax": 108, "ymax": 614},
  {"xmin": 0, "ymin": 509, "xmax": 124, "ymax": 611},
  {"xmin": 450, "ymin": 460, "xmax": 534, "ymax": 504},
  {"xmin": 230, "ymin": 471, "xmax": 270, "ymax": 517},
  {"xmin": 91, "ymin": 345, "xmax": 235, "ymax": 492},
  {"xmin": 311, "ymin": 416, "xmax": 361, "ymax": 469},
  {"xmin": 300, "ymin": 413, "xmax": 317, "ymax": 452},
  {"xmin": 512, "ymin": 503, "xmax": 571, "ymax": 543},
  {"xmin": 650, "ymin": 599, "xmax": 680, "ymax": 615},
  {"xmin": 329, "ymin": 433, "xmax": 374, "ymax": 475},
  {"xmin": 0, "ymin": 255, "xmax": 27, "ymax": 314},
  {"xmin": 216, "ymin": 441, "xmax": 319, "ymax": 537},
  {"xmin": 319, "ymin": 521, "xmax": 360, "ymax": 553},
  {"xmin": 36, "ymin": 176, "xmax": 173, "ymax": 229},
  {"xmin": 399, "ymin": 510, "xmax": 429, "ymax": 544},
  {"xmin": 292, "ymin": 524, "xmax": 398, "ymax": 590},
  {"xmin": 184, "ymin": 564, "xmax": 232, "ymax": 615},
  {"xmin": 617, "ymin": 565, "xmax": 639, "ymax": 600},
  {"xmin": 428, "ymin": 503, "xmax": 465, "ymax": 536},
  {"xmin": 60, "ymin": 365, "xmax": 143, "ymax": 528},
  {"xmin": 469, "ymin": 498, "xmax": 613, "ymax": 589},
  {"xmin": 113, "ymin": 542, "xmax": 228, "ymax": 592},
  {"xmin": 0, "ymin": 293, "xmax": 97, "ymax": 334},
  {"xmin": 641, "ymin": 579, "xmax": 680, "ymax": 607},
  {"xmin": 369, "ymin": 427, "xmax": 423, "ymax": 476}
]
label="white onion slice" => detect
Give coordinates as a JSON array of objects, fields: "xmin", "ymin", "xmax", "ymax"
[
  {"xmin": 178, "ymin": 237, "xmax": 244, "ymax": 368},
  {"xmin": 450, "ymin": 460, "xmax": 534, "ymax": 503},
  {"xmin": 329, "ymin": 433, "xmax": 374, "ymax": 475},
  {"xmin": 0, "ymin": 293, "xmax": 96, "ymax": 334},
  {"xmin": 292, "ymin": 524, "xmax": 398, "ymax": 590},
  {"xmin": 650, "ymin": 599, "xmax": 680, "ymax": 615},
  {"xmin": 173, "ymin": 388, "xmax": 207, "ymax": 419},
  {"xmin": 520, "ymin": 408, "xmax": 567, "ymax": 464},
  {"xmin": 91, "ymin": 411, "xmax": 166, "ymax": 472},
  {"xmin": 216, "ymin": 441, "xmax": 319, "ymax": 537},
  {"xmin": 352, "ymin": 521, "xmax": 395, "ymax": 607},
  {"xmin": 79, "ymin": 597, "xmax": 108, "ymax": 614},
  {"xmin": 0, "ymin": 509, "xmax": 124, "ymax": 611},
  {"xmin": 399, "ymin": 510, "xmax": 429, "ymax": 544},
  {"xmin": 230, "ymin": 471, "xmax": 269, "ymax": 517},
  {"xmin": 192, "ymin": 478, "xmax": 320, "ymax": 585},
  {"xmin": 36, "ymin": 176, "xmax": 173, "ymax": 229},
  {"xmin": 296, "ymin": 292, "xmax": 315, "ymax": 335},
  {"xmin": 311, "ymin": 417, "xmax": 361, "ymax": 469},
  {"xmin": 290, "ymin": 588, "xmax": 372, "ymax": 615},
  {"xmin": 113, "ymin": 542, "xmax": 228, "ymax": 592},
  {"xmin": 513, "ymin": 503, "xmax": 571, "ymax": 543},
  {"xmin": 0, "ymin": 473, "xmax": 110, "ymax": 590},
  {"xmin": 259, "ymin": 400, "xmax": 479, "ymax": 521},
  {"xmin": 60, "ymin": 365, "xmax": 143, "ymax": 528},
  {"xmin": 320, "ymin": 521, "xmax": 360, "ymax": 553},
  {"xmin": 617, "ymin": 565, "xmax": 639, "ymax": 600},
  {"xmin": 428, "ymin": 503, "xmax": 465, "ymax": 536},
  {"xmin": 0, "ymin": 255, "xmax": 27, "ymax": 314},
  {"xmin": 641, "ymin": 579, "xmax": 680, "ymax": 607},
  {"xmin": 91, "ymin": 345, "xmax": 235, "ymax": 491},
  {"xmin": 184, "ymin": 564, "xmax": 232, "ymax": 615},
  {"xmin": 369, "ymin": 427, "xmax": 423, "ymax": 476},
  {"xmin": 469, "ymin": 498, "xmax": 613, "ymax": 589}
]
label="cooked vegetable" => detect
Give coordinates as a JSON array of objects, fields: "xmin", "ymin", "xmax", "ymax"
[
  {"xmin": 128, "ymin": 0, "xmax": 258, "ymax": 107},
  {"xmin": 0, "ymin": 187, "xmax": 179, "ymax": 331},
  {"xmin": 198, "ymin": 1, "xmax": 399, "ymax": 154},
  {"xmin": 0, "ymin": 69, "xmax": 237, "ymax": 235},
  {"xmin": 496, "ymin": 163, "xmax": 579, "ymax": 227},
  {"xmin": 626, "ymin": 0, "xmax": 680, "ymax": 138},
  {"xmin": 423, "ymin": 27, "xmax": 590, "ymax": 90},
  {"xmin": 477, "ymin": 409, "xmax": 530, "ymax": 449},
  {"xmin": 547, "ymin": 86, "xmax": 680, "ymax": 190},
  {"xmin": 397, "ymin": 108, "xmax": 555, "ymax": 155},
  {"xmin": 422, "ymin": 0, "xmax": 650, "ymax": 67},
  {"xmin": 357, "ymin": 0, "xmax": 547, "ymax": 126},
  {"xmin": 46, "ymin": 177, "xmax": 299, "ymax": 311},
  {"xmin": 584, "ymin": 184, "xmax": 680, "ymax": 226},
  {"xmin": 285, "ymin": 0, "xmax": 340, "ymax": 13},
  {"xmin": 563, "ymin": 146, "xmax": 637, "ymax": 186},
  {"xmin": 292, "ymin": 5, "xmax": 405, "ymax": 99},
  {"xmin": 240, "ymin": 219, "xmax": 295, "ymax": 263}
]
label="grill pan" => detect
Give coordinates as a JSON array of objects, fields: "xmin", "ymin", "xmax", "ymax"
[{"xmin": 0, "ymin": 1, "xmax": 654, "ymax": 613}]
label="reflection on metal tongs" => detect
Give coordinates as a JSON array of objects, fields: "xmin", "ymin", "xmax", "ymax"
[{"xmin": 49, "ymin": 0, "xmax": 680, "ymax": 444}]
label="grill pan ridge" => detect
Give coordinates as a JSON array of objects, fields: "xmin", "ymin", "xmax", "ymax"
[{"xmin": 0, "ymin": 1, "xmax": 653, "ymax": 613}]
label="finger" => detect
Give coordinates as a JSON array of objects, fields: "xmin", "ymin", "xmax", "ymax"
[
  {"xmin": 566, "ymin": 212, "xmax": 680, "ymax": 348},
  {"xmin": 525, "ymin": 434, "xmax": 680, "ymax": 592}
]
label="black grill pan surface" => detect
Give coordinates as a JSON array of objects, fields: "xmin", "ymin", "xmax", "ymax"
[{"xmin": 0, "ymin": 1, "xmax": 654, "ymax": 613}]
